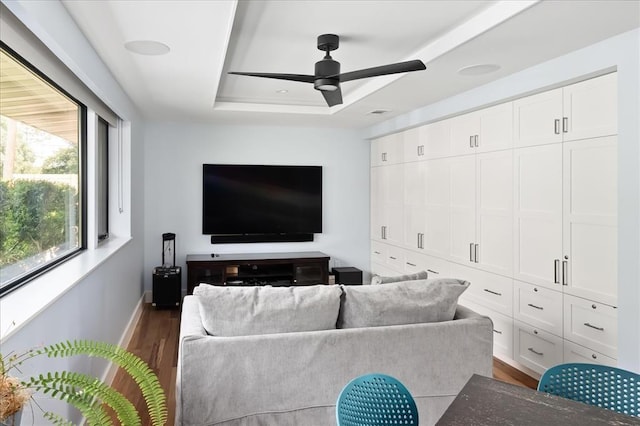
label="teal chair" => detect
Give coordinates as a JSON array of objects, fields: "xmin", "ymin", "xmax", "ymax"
[
  {"xmin": 537, "ymin": 363, "xmax": 639, "ymax": 417},
  {"xmin": 336, "ymin": 373, "xmax": 418, "ymax": 426}
]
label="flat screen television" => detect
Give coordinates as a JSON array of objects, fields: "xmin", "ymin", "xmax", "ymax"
[{"xmin": 203, "ymin": 164, "xmax": 322, "ymax": 243}]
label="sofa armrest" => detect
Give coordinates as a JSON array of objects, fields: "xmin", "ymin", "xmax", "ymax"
[{"xmin": 180, "ymin": 295, "xmax": 207, "ymax": 339}]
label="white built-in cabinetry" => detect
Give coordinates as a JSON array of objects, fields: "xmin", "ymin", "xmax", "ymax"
[{"xmin": 370, "ymin": 72, "xmax": 618, "ymax": 376}]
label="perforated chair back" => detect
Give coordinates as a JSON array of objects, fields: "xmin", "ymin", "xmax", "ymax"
[
  {"xmin": 537, "ymin": 363, "xmax": 639, "ymax": 417},
  {"xmin": 336, "ymin": 373, "xmax": 419, "ymax": 426}
]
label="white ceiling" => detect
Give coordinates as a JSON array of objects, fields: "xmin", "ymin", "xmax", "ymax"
[{"xmin": 61, "ymin": 0, "xmax": 640, "ymax": 129}]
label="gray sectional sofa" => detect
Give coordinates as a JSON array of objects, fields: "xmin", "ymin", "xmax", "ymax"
[{"xmin": 176, "ymin": 278, "xmax": 493, "ymax": 426}]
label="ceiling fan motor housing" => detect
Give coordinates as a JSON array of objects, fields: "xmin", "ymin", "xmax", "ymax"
[{"xmin": 314, "ymin": 58, "xmax": 340, "ymax": 91}]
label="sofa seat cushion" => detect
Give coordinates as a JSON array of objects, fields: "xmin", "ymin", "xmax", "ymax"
[
  {"xmin": 371, "ymin": 270, "xmax": 429, "ymax": 285},
  {"xmin": 195, "ymin": 284, "xmax": 342, "ymax": 336},
  {"xmin": 338, "ymin": 278, "xmax": 470, "ymax": 329}
]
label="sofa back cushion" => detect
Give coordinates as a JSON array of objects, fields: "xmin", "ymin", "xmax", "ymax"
[
  {"xmin": 338, "ymin": 278, "xmax": 470, "ymax": 329},
  {"xmin": 195, "ymin": 284, "xmax": 342, "ymax": 336},
  {"xmin": 370, "ymin": 270, "xmax": 428, "ymax": 285}
]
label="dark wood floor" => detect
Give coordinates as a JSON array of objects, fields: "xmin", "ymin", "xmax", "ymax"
[{"xmin": 112, "ymin": 303, "xmax": 537, "ymax": 425}]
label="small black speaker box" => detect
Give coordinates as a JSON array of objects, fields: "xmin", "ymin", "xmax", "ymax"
[
  {"xmin": 152, "ymin": 266, "xmax": 181, "ymax": 308},
  {"xmin": 332, "ymin": 267, "xmax": 363, "ymax": 285}
]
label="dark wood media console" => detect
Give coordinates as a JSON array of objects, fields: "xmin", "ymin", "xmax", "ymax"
[{"xmin": 186, "ymin": 251, "xmax": 330, "ymax": 294}]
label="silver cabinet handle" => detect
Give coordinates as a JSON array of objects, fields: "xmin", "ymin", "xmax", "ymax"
[
  {"xmin": 562, "ymin": 260, "xmax": 568, "ymax": 285},
  {"xmin": 474, "ymin": 244, "xmax": 479, "ymax": 263},
  {"xmin": 389, "ymin": 256, "xmax": 397, "ymax": 260},
  {"xmin": 562, "ymin": 117, "xmax": 569, "ymax": 133},
  {"xmin": 554, "ymin": 119, "xmax": 560, "ymax": 134},
  {"xmin": 373, "ymin": 251, "xmax": 381, "ymax": 255},
  {"xmin": 427, "ymin": 269, "xmax": 439, "ymax": 274},
  {"xmin": 406, "ymin": 262, "xmax": 417, "ymax": 267},
  {"xmin": 528, "ymin": 347, "xmax": 544, "ymax": 356},
  {"xmin": 469, "ymin": 243, "xmax": 474, "ymax": 262},
  {"xmin": 419, "ymin": 233, "xmax": 424, "ymax": 249},
  {"xmin": 584, "ymin": 322, "xmax": 604, "ymax": 331},
  {"xmin": 493, "ymin": 329, "xmax": 503, "ymax": 335},
  {"xmin": 382, "ymin": 152, "xmax": 387, "ymax": 162},
  {"xmin": 554, "ymin": 259, "xmax": 560, "ymax": 284},
  {"xmin": 474, "ymin": 135, "xmax": 479, "ymax": 147},
  {"xmin": 484, "ymin": 288, "xmax": 502, "ymax": 296},
  {"xmin": 527, "ymin": 303, "xmax": 544, "ymax": 310},
  {"xmin": 381, "ymin": 226, "xmax": 387, "ymax": 240},
  {"xmin": 469, "ymin": 135, "xmax": 474, "ymax": 148}
]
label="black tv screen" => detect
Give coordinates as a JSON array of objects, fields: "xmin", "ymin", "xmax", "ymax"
[{"xmin": 202, "ymin": 164, "xmax": 322, "ymax": 238}]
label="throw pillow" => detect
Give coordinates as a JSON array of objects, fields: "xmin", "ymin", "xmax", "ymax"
[
  {"xmin": 370, "ymin": 270, "xmax": 428, "ymax": 285},
  {"xmin": 338, "ymin": 278, "xmax": 469, "ymax": 329},
  {"xmin": 196, "ymin": 284, "xmax": 342, "ymax": 336}
]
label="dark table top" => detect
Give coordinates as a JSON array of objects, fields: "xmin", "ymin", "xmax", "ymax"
[{"xmin": 435, "ymin": 374, "xmax": 640, "ymax": 426}]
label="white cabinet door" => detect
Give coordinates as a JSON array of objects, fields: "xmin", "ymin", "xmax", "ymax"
[
  {"xmin": 476, "ymin": 102, "xmax": 513, "ymax": 153},
  {"xmin": 562, "ymin": 136, "xmax": 617, "ymax": 305},
  {"xmin": 403, "ymin": 162, "xmax": 427, "ymax": 250},
  {"xmin": 513, "ymin": 88, "xmax": 563, "ymax": 148},
  {"xmin": 370, "ymin": 166, "xmax": 383, "ymax": 240},
  {"xmin": 424, "ymin": 158, "xmax": 451, "ymax": 258},
  {"xmin": 381, "ymin": 164, "xmax": 404, "ymax": 246},
  {"xmin": 513, "ymin": 144, "xmax": 563, "ymax": 288},
  {"xmin": 475, "ymin": 150, "xmax": 513, "ymax": 276},
  {"xmin": 372, "ymin": 133, "xmax": 404, "ymax": 166},
  {"xmin": 449, "ymin": 155, "xmax": 476, "ymax": 264},
  {"xmin": 563, "ymin": 73, "xmax": 617, "ymax": 142},
  {"xmin": 423, "ymin": 119, "xmax": 452, "ymax": 159},
  {"xmin": 450, "ymin": 111, "xmax": 479, "ymax": 156},
  {"xmin": 402, "ymin": 126, "xmax": 424, "ymax": 163}
]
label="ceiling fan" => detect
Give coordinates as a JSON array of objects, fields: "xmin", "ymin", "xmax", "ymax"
[{"xmin": 228, "ymin": 34, "xmax": 426, "ymax": 107}]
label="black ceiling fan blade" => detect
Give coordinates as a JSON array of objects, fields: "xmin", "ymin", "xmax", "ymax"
[
  {"xmin": 333, "ymin": 59, "xmax": 426, "ymax": 83},
  {"xmin": 321, "ymin": 86, "xmax": 343, "ymax": 107},
  {"xmin": 228, "ymin": 71, "xmax": 315, "ymax": 84}
]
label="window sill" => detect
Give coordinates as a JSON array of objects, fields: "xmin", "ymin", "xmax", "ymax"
[{"xmin": 0, "ymin": 236, "xmax": 132, "ymax": 342}]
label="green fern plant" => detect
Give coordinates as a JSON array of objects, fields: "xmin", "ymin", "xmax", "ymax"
[{"xmin": 1, "ymin": 340, "xmax": 167, "ymax": 426}]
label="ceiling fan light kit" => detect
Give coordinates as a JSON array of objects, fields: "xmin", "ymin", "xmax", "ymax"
[{"xmin": 229, "ymin": 34, "xmax": 426, "ymax": 107}]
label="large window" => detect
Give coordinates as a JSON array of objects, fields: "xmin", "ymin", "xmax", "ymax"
[{"xmin": 0, "ymin": 46, "xmax": 85, "ymax": 294}]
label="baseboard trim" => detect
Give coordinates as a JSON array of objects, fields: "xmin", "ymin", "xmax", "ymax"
[
  {"xmin": 81, "ymin": 294, "xmax": 145, "ymax": 426},
  {"xmin": 104, "ymin": 294, "xmax": 145, "ymax": 385}
]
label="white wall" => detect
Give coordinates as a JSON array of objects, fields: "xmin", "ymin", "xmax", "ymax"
[
  {"xmin": 0, "ymin": 1, "xmax": 146, "ymax": 424},
  {"xmin": 143, "ymin": 123, "xmax": 370, "ymax": 293},
  {"xmin": 365, "ymin": 29, "xmax": 640, "ymax": 372}
]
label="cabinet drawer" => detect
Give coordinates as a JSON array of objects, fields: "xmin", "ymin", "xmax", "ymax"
[
  {"xmin": 385, "ymin": 244, "xmax": 404, "ymax": 271},
  {"xmin": 371, "ymin": 240, "xmax": 387, "ymax": 264},
  {"xmin": 513, "ymin": 280, "xmax": 563, "ymax": 336},
  {"xmin": 453, "ymin": 264, "xmax": 513, "ymax": 316},
  {"xmin": 564, "ymin": 294, "xmax": 617, "ymax": 358},
  {"xmin": 563, "ymin": 340, "xmax": 617, "ymax": 367},
  {"xmin": 458, "ymin": 299, "xmax": 514, "ymax": 359},
  {"xmin": 490, "ymin": 310, "xmax": 514, "ymax": 360},
  {"xmin": 371, "ymin": 262, "xmax": 402, "ymax": 279},
  {"xmin": 403, "ymin": 251, "xmax": 450, "ymax": 277},
  {"xmin": 514, "ymin": 320, "xmax": 564, "ymax": 375}
]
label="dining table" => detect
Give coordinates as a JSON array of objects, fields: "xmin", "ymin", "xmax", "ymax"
[{"xmin": 435, "ymin": 373, "xmax": 640, "ymax": 425}]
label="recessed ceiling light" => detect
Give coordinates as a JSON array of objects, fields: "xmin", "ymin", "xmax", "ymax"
[
  {"xmin": 124, "ymin": 40, "xmax": 170, "ymax": 56},
  {"xmin": 458, "ymin": 64, "xmax": 501, "ymax": 76},
  {"xmin": 276, "ymin": 89, "xmax": 289, "ymax": 94}
]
